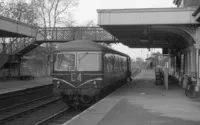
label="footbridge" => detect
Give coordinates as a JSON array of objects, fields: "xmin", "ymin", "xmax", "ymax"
[
  {"xmin": 0, "ymin": 20, "xmax": 115, "ymax": 71},
  {"xmin": 0, "ymin": 15, "xmax": 37, "ymax": 37}
]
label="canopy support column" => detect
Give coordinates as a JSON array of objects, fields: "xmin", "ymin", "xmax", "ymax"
[{"xmin": 195, "ymin": 44, "xmax": 200, "ymax": 93}]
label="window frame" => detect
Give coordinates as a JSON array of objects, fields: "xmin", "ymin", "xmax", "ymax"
[
  {"xmin": 77, "ymin": 52, "xmax": 101, "ymax": 71},
  {"xmin": 54, "ymin": 52, "xmax": 77, "ymax": 71}
]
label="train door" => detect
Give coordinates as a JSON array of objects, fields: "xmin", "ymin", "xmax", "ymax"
[
  {"xmin": 127, "ymin": 57, "xmax": 132, "ymax": 79},
  {"xmin": 127, "ymin": 57, "xmax": 131, "ymax": 72}
]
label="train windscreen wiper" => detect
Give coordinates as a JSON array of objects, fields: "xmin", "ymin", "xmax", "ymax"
[{"xmin": 79, "ymin": 52, "xmax": 88, "ymax": 62}]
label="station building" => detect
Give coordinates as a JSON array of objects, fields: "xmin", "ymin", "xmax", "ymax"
[{"xmin": 97, "ymin": 0, "xmax": 200, "ymax": 94}]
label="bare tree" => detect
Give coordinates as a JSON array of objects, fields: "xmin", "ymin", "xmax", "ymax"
[
  {"xmin": 31, "ymin": 0, "xmax": 79, "ymax": 75},
  {"xmin": 31, "ymin": 0, "xmax": 78, "ymax": 28},
  {"xmin": 0, "ymin": 0, "xmax": 38, "ymax": 24},
  {"xmin": 0, "ymin": 0, "xmax": 38, "ymax": 53},
  {"xmin": 83, "ymin": 20, "xmax": 97, "ymax": 27}
]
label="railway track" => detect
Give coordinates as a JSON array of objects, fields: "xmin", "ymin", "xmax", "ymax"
[
  {"xmin": 0, "ymin": 84, "xmax": 53, "ymax": 110},
  {"xmin": 0, "ymin": 71, "xmax": 140, "ymax": 125},
  {"xmin": 34, "ymin": 69, "xmax": 140, "ymax": 125},
  {"xmin": 35, "ymin": 108, "xmax": 84, "ymax": 125},
  {"xmin": 36, "ymin": 71, "xmax": 140, "ymax": 125},
  {"xmin": 0, "ymin": 95, "xmax": 61, "ymax": 125}
]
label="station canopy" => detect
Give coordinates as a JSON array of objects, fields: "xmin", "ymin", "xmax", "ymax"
[{"xmin": 97, "ymin": 7, "xmax": 199, "ymax": 51}]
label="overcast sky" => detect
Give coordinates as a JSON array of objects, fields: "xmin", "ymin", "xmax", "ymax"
[
  {"xmin": 73, "ymin": 0, "xmax": 176, "ymax": 25},
  {"xmin": 2, "ymin": 0, "xmax": 176, "ymax": 60},
  {"xmin": 72, "ymin": 0, "xmax": 176, "ymax": 60}
]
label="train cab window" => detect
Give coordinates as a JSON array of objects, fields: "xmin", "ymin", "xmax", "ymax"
[
  {"xmin": 78, "ymin": 52, "xmax": 100, "ymax": 71},
  {"xmin": 54, "ymin": 53, "xmax": 76, "ymax": 71}
]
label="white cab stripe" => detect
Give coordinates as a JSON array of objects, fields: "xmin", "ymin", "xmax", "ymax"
[
  {"xmin": 53, "ymin": 78, "xmax": 76, "ymax": 88},
  {"xmin": 53, "ymin": 77, "xmax": 102, "ymax": 88},
  {"xmin": 78, "ymin": 78, "xmax": 102, "ymax": 87}
]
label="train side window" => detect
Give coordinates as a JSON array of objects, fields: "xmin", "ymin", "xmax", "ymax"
[
  {"xmin": 116, "ymin": 56, "xmax": 119, "ymax": 71},
  {"xmin": 105, "ymin": 54, "xmax": 112, "ymax": 72},
  {"xmin": 125, "ymin": 58, "xmax": 128, "ymax": 71},
  {"xmin": 117, "ymin": 56, "xmax": 120, "ymax": 71},
  {"xmin": 123, "ymin": 58, "xmax": 126, "ymax": 71},
  {"xmin": 109, "ymin": 56, "xmax": 113, "ymax": 72},
  {"xmin": 120, "ymin": 57, "xmax": 122, "ymax": 71},
  {"xmin": 117, "ymin": 57, "xmax": 120, "ymax": 71},
  {"xmin": 113, "ymin": 56, "xmax": 117, "ymax": 72},
  {"xmin": 124, "ymin": 58, "xmax": 126, "ymax": 71},
  {"xmin": 104, "ymin": 56, "xmax": 107, "ymax": 72},
  {"xmin": 104, "ymin": 56, "xmax": 109, "ymax": 72},
  {"xmin": 113, "ymin": 56, "xmax": 115, "ymax": 72}
]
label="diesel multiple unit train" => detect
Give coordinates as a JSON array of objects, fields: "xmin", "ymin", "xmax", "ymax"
[{"xmin": 52, "ymin": 40, "xmax": 132, "ymax": 107}]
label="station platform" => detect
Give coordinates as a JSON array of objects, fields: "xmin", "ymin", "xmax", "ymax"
[
  {"xmin": 65, "ymin": 70, "xmax": 200, "ymax": 125},
  {"xmin": 0, "ymin": 77, "xmax": 52, "ymax": 95}
]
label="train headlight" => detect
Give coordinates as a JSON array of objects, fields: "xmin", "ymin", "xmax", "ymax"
[
  {"xmin": 56, "ymin": 81, "xmax": 60, "ymax": 87},
  {"xmin": 93, "ymin": 81, "xmax": 97, "ymax": 88}
]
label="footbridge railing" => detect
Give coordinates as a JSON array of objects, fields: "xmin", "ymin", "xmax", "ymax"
[
  {"xmin": 36, "ymin": 27, "xmax": 117, "ymax": 42},
  {"xmin": 1, "ymin": 27, "xmax": 117, "ymax": 59}
]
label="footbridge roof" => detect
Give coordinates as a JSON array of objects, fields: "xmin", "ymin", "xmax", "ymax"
[{"xmin": 0, "ymin": 15, "xmax": 37, "ymax": 37}]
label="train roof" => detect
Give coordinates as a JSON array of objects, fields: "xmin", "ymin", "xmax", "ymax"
[{"xmin": 54, "ymin": 40, "xmax": 129, "ymax": 57}]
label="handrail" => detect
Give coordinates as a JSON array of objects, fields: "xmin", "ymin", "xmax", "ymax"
[
  {"xmin": 36, "ymin": 27, "xmax": 116, "ymax": 42},
  {"xmin": 12, "ymin": 38, "xmax": 36, "ymax": 54},
  {"xmin": 0, "ymin": 38, "xmax": 17, "ymax": 54},
  {"xmin": 0, "ymin": 38, "xmax": 18, "ymax": 66},
  {"xmin": 192, "ymin": 6, "xmax": 200, "ymax": 16}
]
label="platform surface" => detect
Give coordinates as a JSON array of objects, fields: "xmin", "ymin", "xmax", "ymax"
[
  {"xmin": 64, "ymin": 70, "xmax": 200, "ymax": 125},
  {"xmin": 0, "ymin": 76, "xmax": 52, "ymax": 94}
]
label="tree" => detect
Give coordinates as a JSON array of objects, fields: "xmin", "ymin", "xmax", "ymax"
[
  {"xmin": 0, "ymin": 0, "xmax": 38, "ymax": 53},
  {"xmin": 0, "ymin": 0, "xmax": 38, "ymax": 25},
  {"xmin": 135, "ymin": 57, "xmax": 146, "ymax": 69},
  {"xmin": 31, "ymin": 0, "xmax": 78, "ymax": 28},
  {"xmin": 150, "ymin": 52, "xmax": 162, "ymax": 66},
  {"xmin": 0, "ymin": 0, "xmax": 79, "ymax": 76},
  {"xmin": 31, "ymin": 0, "xmax": 79, "ymax": 75},
  {"xmin": 136, "ymin": 57, "xmax": 144, "ymax": 63},
  {"xmin": 84, "ymin": 20, "xmax": 97, "ymax": 27}
]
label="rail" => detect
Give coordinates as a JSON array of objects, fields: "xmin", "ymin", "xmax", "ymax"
[{"xmin": 0, "ymin": 96, "xmax": 61, "ymax": 124}]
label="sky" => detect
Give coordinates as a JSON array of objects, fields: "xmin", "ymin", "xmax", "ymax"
[
  {"xmin": 71, "ymin": 0, "xmax": 176, "ymax": 60},
  {"xmin": 1, "ymin": 0, "xmax": 176, "ymax": 60},
  {"xmin": 72, "ymin": 0, "xmax": 176, "ymax": 25}
]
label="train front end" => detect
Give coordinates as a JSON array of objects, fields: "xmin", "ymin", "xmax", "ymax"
[{"xmin": 52, "ymin": 51, "xmax": 103, "ymax": 107}]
